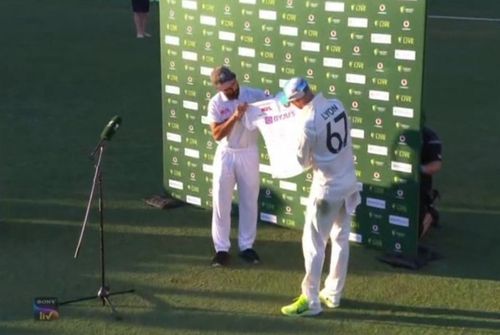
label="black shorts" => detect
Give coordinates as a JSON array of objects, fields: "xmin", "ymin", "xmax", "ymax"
[{"xmin": 132, "ymin": 0, "xmax": 150, "ymax": 13}]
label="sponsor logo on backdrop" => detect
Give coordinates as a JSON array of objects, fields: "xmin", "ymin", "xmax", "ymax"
[{"xmin": 161, "ymin": 0, "xmax": 424, "ymax": 255}]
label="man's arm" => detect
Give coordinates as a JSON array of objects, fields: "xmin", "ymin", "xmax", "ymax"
[
  {"xmin": 210, "ymin": 103, "xmax": 248, "ymax": 141},
  {"xmin": 297, "ymin": 126, "xmax": 314, "ymax": 169},
  {"xmin": 421, "ymin": 160, "xmax": 442, "ymax": 175}
]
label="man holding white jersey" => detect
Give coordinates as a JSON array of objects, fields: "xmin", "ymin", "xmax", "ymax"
[
  {"xmin": 206, "ymin": 66, "xmax": 268, "ymax": 267},
  {"xmin": 279, "ymin": 77, "xmax": 361, "ymax": 317}
]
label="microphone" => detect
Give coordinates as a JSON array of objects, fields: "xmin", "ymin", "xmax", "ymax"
[
  {"xmin": 100, "ymin": 115, "xmax": 122, "ymax": 141},
  {"xmin": 90, "ymin": 116, "xmax": 122, "ymax": 159}
]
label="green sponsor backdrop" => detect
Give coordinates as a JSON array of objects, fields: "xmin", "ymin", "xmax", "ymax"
[{"xmin": 160, "ymin": 0, "xmax": 427, "ymax": 257}]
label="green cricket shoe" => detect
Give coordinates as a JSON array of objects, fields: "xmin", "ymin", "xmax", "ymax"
[{"xmin": 281, "ymin": 294, "xmax": 322, "ymax": 317}]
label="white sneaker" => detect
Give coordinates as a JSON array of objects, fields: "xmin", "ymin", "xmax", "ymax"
[{"xmin": 319, "ymin": 291, "xmax": 340, "ymax": 309}]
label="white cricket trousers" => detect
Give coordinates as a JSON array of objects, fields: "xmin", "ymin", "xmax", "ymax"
[
  {"xmin": 211, "ymin": 145, "xmax": 260, "ymax": 252},
  {"xmin": 301, "ymin": 195, "xmax": 352, "ymax": 306}
]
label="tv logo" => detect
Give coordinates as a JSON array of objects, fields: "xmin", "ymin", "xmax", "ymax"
[{"xmin": 33, "ymin": 297, "xmax": 59, "ymax": 321}]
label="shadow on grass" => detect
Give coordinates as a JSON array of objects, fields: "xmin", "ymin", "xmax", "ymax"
[
  {"xmin": 55, "ymin": 282, "xmax": 330, "ymax": 334},
  {"xmin": 3, "ymin": 197, "xmax": 500, "ymax": 281},
  {"xmin": 335, "ymin": 298, "xmax": 500, "ymax": 331},
  {"xmin": 56, "ymin": 282, "xmax": 500, "ymax": 334},
  {"xmin": 1, "ymin": 198, "xmax": 500, "ymax": 334}
]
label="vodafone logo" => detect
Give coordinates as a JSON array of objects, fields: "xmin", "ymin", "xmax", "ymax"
[
  {"xmin": 401, "ymin": 79, "xmax": 408, "ymax": 87},
  {"xmin": 307, "ymin": 68, "xmax": 314, "ymax": 76},
  {"xmin": 352, "ymin": 101, "xmax": 359, "ymax": 109},
  {"xmin": 403, "ymin": 20, "xmax": 410, "ymax": 28},
  {"xmin": 330, "ymin": 30, "xmax": 337, "ymax": 38},
  {"xmin": 379, "ymin": 4, "xmax": 386, "ymax": 12},
  {"xmin": 329, "ymin": 85, "xmax": 336, "ymax": 93}
]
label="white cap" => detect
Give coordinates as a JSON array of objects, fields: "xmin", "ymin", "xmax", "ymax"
[{"xmin": 277, "ymin": 77, "xmax": 309, "ymax": 106}]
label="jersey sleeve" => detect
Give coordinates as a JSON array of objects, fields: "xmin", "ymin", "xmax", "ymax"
[
  {"xmin": 247, "ymin": 87, "xmax": 270, "ymax": 103},
  {"xmin": 206, "ymin": 98, "xmax": 222, "ymax": 124},
  {"xmin": 297, "ymin": 120, "xmax": 315, "ymax": 169}
]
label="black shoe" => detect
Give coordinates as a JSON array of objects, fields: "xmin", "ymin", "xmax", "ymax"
[
  {"xmin": 239, "ymin": 248, "xmax": 260, "ymax": 264},
  {"xmin": 211, "ymin": 251, "xmax": 230, "ymax": 267}
]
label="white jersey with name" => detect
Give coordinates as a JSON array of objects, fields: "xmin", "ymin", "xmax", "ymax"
[
  {"xmin": 244, "ymin": 98, "xmax": 305, "ymax": 179},
  {"xmin": 206, "ymin": 86, "xmax": 268, "ymax": 149},
  {"xmin": 297, "ymin": 93, "xmax": 358, "ymax": 201}
]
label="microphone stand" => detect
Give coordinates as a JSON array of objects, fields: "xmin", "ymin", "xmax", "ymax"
[{"xmin": 60, "ymin": 141, "xmax": 134, "ymax": 319}]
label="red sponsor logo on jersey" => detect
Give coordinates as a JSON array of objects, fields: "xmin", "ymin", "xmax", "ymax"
[
  {"xmin": 265, "ymin": 111, "xmax": 296, "ymax": 125},
  {"xmin": 220, "ymin": 108, "xmax": 231, "ymax": 116}
]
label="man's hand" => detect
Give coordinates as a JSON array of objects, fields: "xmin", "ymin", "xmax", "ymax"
[
  {"xmin": 233, "ymin": 102, "xmax": 249, "ymax": 121},
  {"xmin": 211, "ymin": 103, "xmax": 249, "ymax": 141}
]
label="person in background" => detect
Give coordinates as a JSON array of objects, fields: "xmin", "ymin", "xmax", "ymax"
[
  {"xmin": 206, "ymin": 66, "xmax": 268, "ymax": 267},
  {"xmin": 278, "ymin": 77, "xmax": 361, "ymax": 317},
  {"xmin": 131, "ymin": 0, "xmax": 150, "ymax": 38},
  {"xmin": 419, "ymin": 126, "xmax": 443, "ymax": 237}
]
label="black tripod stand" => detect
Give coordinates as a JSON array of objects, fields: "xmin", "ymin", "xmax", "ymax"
[{"xmin": 60, "ymin": 142, "xmax": 134, "ymax": 318}]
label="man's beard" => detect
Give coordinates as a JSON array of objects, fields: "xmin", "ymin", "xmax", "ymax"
[{"xmin": 225, "ymin": 87, "xmax": 240, "ymax": 100}]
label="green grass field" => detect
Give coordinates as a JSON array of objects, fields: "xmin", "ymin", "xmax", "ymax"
[{"xmin": 1, "ymin": 1, "xmax": 499, "ymax": 334}]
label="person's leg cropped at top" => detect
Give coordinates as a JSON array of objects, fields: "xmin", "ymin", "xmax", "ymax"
[
  {"xmin": 321, "ymin": 202, "xmax": 351, "ymax": 307},
  {"xmin": 234, "ymin": 148, "xmax": 259, "ymax": 251},
  {"xmin": 301, "ymin": 196, "xmax": 344, "ymax": 309},
  {"xmin": 211, "ymin": 148, "xmax": 237, "ymax": 252}
]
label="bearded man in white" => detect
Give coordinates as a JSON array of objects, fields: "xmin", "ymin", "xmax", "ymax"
[{"xmin": 206, "ymin": 66, "xmax": 268, "ymax": 267}]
